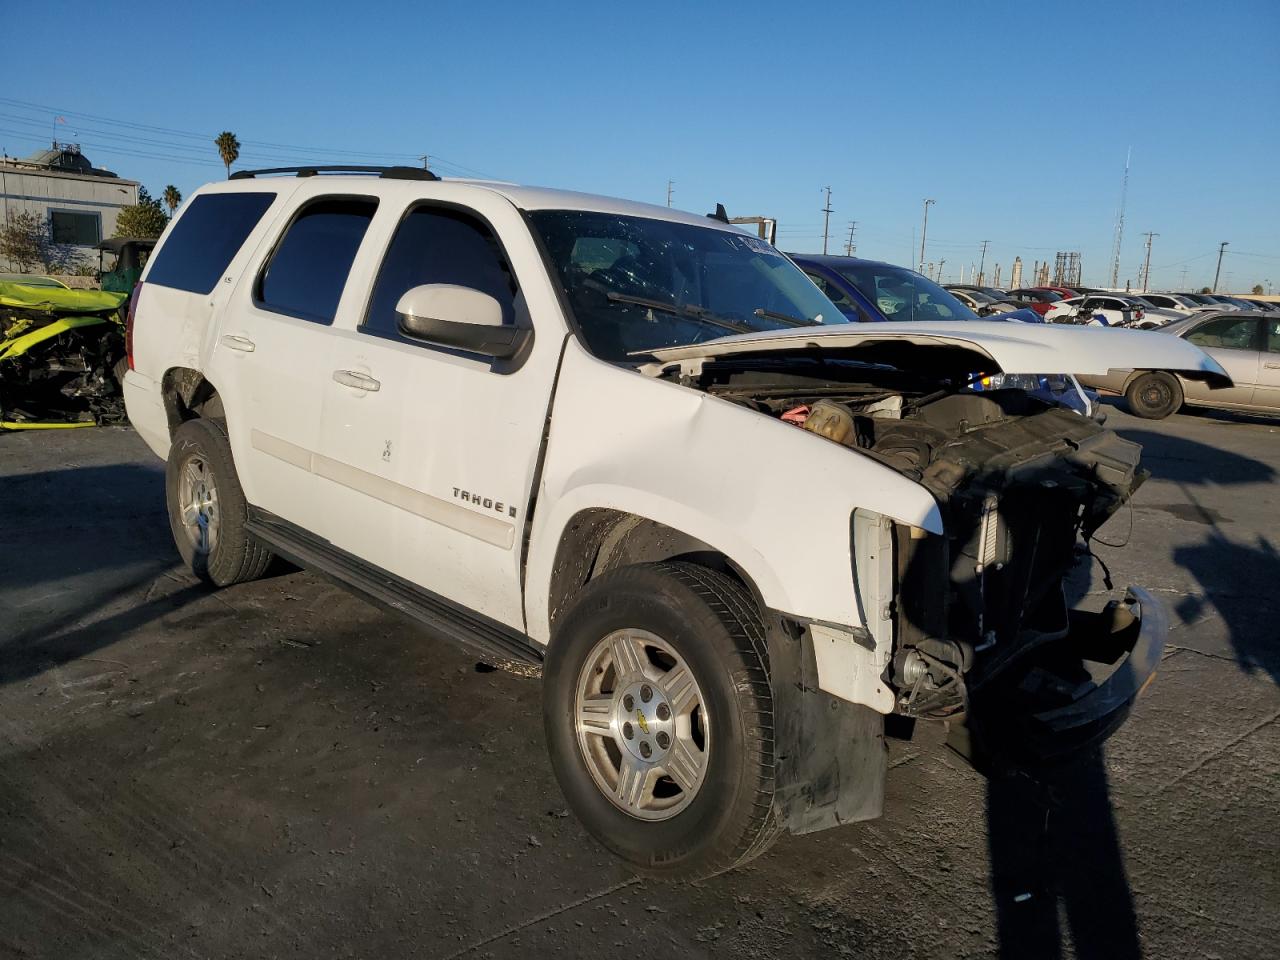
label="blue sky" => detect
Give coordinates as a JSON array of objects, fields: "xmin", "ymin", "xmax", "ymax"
[{"xmin": 5, "ymin": 0, "xmax": 1278, "ymax": 291}]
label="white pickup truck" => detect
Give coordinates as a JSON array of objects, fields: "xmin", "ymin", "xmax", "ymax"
[{"xmin": 123, "ymin": 167, "xmax": 1229, "ymax": 878}]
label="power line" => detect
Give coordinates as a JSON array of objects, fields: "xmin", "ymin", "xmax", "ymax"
[{"xmin": 0, "ymin": 95, "xmax": 494, "ymax": 178}]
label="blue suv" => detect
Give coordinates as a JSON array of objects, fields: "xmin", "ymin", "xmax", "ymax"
[{"xmin": 789, "ymin": 254, "xmax": 1043, "ymax": 324}]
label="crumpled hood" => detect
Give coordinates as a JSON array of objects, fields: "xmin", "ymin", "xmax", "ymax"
[{"xmin": 642, "ymin": 320, "xmax": 1231, "ymax": 384}]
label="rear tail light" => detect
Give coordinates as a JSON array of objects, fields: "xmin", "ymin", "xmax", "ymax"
[{"xmin": 125, "ymin": 281, "xmax": 142, "ymax": 371}]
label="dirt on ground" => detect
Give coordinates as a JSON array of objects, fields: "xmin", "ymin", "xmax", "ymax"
[{"xmin": 1, "ymin": 403, "xmax": 1277, "ymax": 959}]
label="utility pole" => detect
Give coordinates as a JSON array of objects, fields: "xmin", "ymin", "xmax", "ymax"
[
  {"xmin": 978, "ymin": 240, "xmax": 990, "ymax": 286},
  {"xmin": 1212, "ymin": 241, "xmax": 1229, "ymax": 292},
  {"xmin": 418, "ymin": 154, "xmax": 430, "ymax": 170},
  {"xmin": 844, "ymin": 221, "xmax": 858, "ymax": 257},
  {"xmin": 666, "ymin": 180, "xmax": 674, "ymax": 208},
  {"xmin": 919, "ymin": 199, "xmax": 935, "ymax": 273},
  {"xmin": 1140, "ymin": 232, "xmax": 1159, "ymax": 292},
  {"xmin": 937, "ymin": 258, "xmax": 946, "ymax": 282},
  {"xmin": 1179, "ymin": 266, "xmax": 1189, "ymax": 290},
  {"xmin": 821, "ymin": 186, "xmax": 833, "ymax": 255}
]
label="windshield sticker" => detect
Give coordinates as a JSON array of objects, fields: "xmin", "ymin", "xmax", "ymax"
[{"xmin": 721, "ymin": 233, "xmax": 781, "ymax": 258}]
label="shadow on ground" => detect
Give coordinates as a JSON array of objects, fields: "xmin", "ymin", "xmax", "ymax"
[{"xmin": 976, "ymin": 424, "xmax": 1278, "ymax": 958}]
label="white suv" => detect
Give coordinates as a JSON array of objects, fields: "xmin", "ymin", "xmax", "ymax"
[{"xmin": 124, "ymin": 167, "xmax": 1227, "ymax": 878}]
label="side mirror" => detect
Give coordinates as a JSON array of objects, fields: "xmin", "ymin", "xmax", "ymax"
[{"xmin": 395, "ymin": 284, "xmax": 532, "ymax": 359}]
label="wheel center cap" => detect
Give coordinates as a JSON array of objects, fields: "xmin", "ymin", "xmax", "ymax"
[{"xmin": 616, "ymin": 680, "xmax": 673, "ymax": 764}]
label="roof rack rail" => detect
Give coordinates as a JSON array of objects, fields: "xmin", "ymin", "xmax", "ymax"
[{"xmin": 228, "ymin": 165, "xmax": 440, "ymax": 181}]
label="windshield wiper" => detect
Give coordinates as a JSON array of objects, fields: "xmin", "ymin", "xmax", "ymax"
[
  {"xmin": 606, "ymin": 291, "xmax": 753, "ymax": 334},
  {"xmin": 753, "ymin": 307, "xmax": 812, "ymax": 327}
]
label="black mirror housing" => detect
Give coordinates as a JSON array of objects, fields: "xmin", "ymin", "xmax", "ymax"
[{"xmin": 396, "ymin": 312, "xmax": 532, "ymax": 359}]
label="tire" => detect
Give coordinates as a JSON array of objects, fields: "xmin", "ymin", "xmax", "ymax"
[
  {"xmin": 165, "ymin": 417, "xmax": 273, "ymax": 586},
  {"xmin": 542, "ymin": 561, "xmax": 782, "ymax": 880},
  {"xmin": 1125, "ymin": 371, "xmax": 1183, "ymax": 419}
]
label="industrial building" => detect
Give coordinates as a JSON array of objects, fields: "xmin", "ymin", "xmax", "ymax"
[{"xmin": 0, "ymin": 144, "xmax": 139, "ymax": 268}]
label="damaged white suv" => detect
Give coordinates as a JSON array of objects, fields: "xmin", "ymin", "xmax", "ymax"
[{"xmin": 124, "ymin": 167, "xmax": 1229, "ymax": 878}]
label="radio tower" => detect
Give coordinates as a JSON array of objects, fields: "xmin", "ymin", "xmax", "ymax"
[{"xmin": 1109, "ymin": 148, "xmax": 1131, "ymax": 289}]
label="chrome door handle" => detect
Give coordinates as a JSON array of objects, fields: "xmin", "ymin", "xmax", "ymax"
[
  {"xmin": 220, "ymin": 335, "xmax": 256, "ymax": 353},
  {"xmin": 332, "ymin": 370, "xmax": 381, "ymax": 392}
]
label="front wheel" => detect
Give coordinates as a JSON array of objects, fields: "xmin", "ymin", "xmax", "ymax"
[
  {"xmin": 1125, "ymin": 371, "xmax": 1183, "ymax": 419},
  {"xmin": 542, "ymin": 562, "xmax": 782, "ymax": 879}
]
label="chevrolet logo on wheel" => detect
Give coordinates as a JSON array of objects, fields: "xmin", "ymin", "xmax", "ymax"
[{"xmin": 635, "ymin": 711, "xmax": 649, "ymax": 734}]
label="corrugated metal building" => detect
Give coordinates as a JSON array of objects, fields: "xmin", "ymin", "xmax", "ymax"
[{"xmin": 0, "ymin": 144, "xmax": 139, "ymax": 268}]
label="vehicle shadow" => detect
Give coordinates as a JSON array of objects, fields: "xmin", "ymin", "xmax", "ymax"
[
  {"xmin": 1113, "ymin": 429, "xmax": 1277, "ymax": 486},
  {"xmin": 0, "ymin": 581, "xmax": 212, "ymax": 686},
  {"xmin": 1099, "ymin": 397, "xmax": 1280, "ymax": 429},
  {"xmin": 976, "ymin": 425, "xmax": 1276, "ymax": 957},
  {"xmin": 1169, "ymin": 504, "xmax": 1280, "ymax": 688},
  {"xmin": 1109, "ymin": 430, "xmax": 1279, "ymax": 686},
  {"xmin": 0, "ymin": 461, "xmax": 285, "ymax": 686}
]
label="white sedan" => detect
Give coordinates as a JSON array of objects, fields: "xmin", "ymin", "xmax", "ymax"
[
  {"xmin": 1136, "ymin": 293, "xmax": 1215, "ymax": 316},
  {"xmin": 1044, "ymin": 294, "xmax": 1181, "ymax": 329}
]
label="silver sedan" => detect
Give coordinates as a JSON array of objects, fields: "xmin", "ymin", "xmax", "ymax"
[{"xmin": 1078, "ymin": 311, "xmax": 1280, "ymax": 419}]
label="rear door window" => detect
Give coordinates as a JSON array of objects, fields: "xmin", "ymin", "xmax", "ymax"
[
  {"xmin": 256, "ymin": 197, "xmax": 378, "ymax": 324},
  {"xmin": 146, "ymin": 192, "xmax": 276, "ymax": 294},
  {"xmin": 1266, "ymin": 318, "xmax": 1280, "ymax": 353}
]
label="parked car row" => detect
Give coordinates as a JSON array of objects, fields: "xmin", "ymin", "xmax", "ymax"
[{"xmin": 780, "ymin": 253, "xmax": 1278, "ymax": 423}]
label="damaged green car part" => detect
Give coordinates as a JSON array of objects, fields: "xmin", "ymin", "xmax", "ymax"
[{"xmin": 0, "ymin": 281, "xmax": 129, "ymax": 431}]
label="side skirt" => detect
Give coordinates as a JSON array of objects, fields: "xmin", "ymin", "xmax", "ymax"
[{"xmin": 246, "ymin": 506, "xmax": 544, "ymax": 674}]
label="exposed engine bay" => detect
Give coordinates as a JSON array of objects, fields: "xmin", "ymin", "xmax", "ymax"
[{"xmin": 666, "ymin": 352, "xmax": 1153, "ymax": 763}]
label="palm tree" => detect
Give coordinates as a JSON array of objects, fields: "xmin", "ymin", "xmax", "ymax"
[
  {"xmin": 162, "ymin": 185, "xmax": 182, "ymax": 217},
  {"xmin": 214, "ymin": 131, "xmax": 240, "ymax": 179}
]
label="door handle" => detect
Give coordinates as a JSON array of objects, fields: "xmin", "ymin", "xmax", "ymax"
[
  {"xmin": 220, "ymin": 335, "xmax": 256, "ymax": 353},
  {"xmin": 332, "ymin": 370, "xmax": 381, "ymax": 392}
]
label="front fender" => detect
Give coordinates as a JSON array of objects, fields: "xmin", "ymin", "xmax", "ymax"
[{"xmin": 523, "ymin": 341, "xmax": 943, "ymax": 643}]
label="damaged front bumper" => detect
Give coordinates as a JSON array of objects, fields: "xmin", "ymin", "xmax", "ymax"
[{"xmin": 948, "ymin": 587, "xmax": 1168, "ymax": 768}]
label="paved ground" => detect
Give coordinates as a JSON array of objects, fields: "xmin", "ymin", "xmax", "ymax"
[{"xmin": 1, "ymin": 404, "xmax": 1277, "ymax": 959}]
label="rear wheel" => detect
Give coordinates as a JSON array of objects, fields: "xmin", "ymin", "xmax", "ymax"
[
  {"xmin": 543, "ymin": 562, "xmax": 781, "ymax": 879},
  {"xmin": 165, "ymin": 417, "xmax": 273, "ymax": 586},
  {"xmin": 1125, "ymin": 371, "xmax": 1182, "ymax": 420}
]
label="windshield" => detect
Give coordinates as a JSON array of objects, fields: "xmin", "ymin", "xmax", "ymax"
[
  {"xmin": 836, "ymin": 263, "xmax": 978, "ymax": 321},
  {"xmin": 968, "ymin": 291, "xmax": 1003, "ymax": 305},
  {"xmin": 528, "ymin": 210, "xmax": 841, "ymax": 360}
]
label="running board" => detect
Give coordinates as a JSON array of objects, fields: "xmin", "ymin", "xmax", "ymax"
[{"xmin": 246, "ymin": 507, "xmax": 544, "ymax": 672}]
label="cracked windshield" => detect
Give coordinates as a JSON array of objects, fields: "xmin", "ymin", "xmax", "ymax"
[{"xmin": 530, "ymin": 210, "xmax": 841, "ymax": 360}]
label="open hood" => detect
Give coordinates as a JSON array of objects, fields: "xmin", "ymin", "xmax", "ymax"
[{"xmin": 641, "ymin": 320, "xmax": 1231, "ymax": 384}]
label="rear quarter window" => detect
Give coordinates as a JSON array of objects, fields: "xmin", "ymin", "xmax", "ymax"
[{"xmin": 145, "ymin": 192, "xmax": 277, "ymax": 295}]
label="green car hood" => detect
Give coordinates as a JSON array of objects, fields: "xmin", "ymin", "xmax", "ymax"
[{"xmin": 0, "ymin": 282, "xmax": 128, "ymax": 315}]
